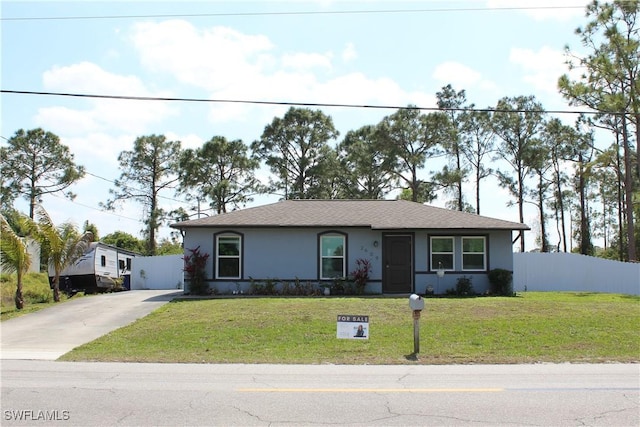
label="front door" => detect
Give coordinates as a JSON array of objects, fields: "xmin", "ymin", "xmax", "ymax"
[{"xmin": 382, "ymin": 235, "xmax": 413, "ymax": 293}]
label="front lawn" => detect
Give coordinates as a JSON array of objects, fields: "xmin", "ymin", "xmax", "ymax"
[{"xmin": 60, "ymin": 292, "xmax": 640, "ymax": 364}]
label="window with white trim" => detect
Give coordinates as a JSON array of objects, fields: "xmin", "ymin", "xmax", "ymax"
[
  {"xmin": 430, "ymin": 236, "xmax": 454, "ymax": 270},
  {"xmin": 462, "ymin": 236, "xmax": 486, "ymax": 270},
  {"xmin": 320, "ymin": 234, "xmax": 345, "ymax": 279},
  {"xmin": 216, "ymin": 234, "xmax": 241, "ymax": 279}
]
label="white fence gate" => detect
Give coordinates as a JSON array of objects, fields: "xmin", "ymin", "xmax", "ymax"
[
  {"xmin": 131, "ymin": 255, "xmax": 184, "ymax": 290},
  {"xmin": 514, "ymin": 252, "xmax": 640, "ymax": 295}
]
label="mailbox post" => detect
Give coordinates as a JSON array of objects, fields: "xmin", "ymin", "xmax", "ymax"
[{"xmin": 409, "ymin": 294, "xmax": 424, "ymax": 354}]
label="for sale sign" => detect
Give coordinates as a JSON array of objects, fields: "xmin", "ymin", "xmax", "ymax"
[{"xmin": 336, "ymin": 314, "xmax": 369, "ymax": 339}]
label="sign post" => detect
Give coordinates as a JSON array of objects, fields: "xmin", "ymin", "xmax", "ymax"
[
  {"xmin": 409, "ymin": 294, "xmax": 424, "ymax": 354},
  {"xmin": 412, "ymin": 309, "xmax": 421, "ymax": 354}
]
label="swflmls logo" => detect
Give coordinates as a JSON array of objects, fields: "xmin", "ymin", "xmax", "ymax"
[{"xmin": 4, "ymin": 410, "xmax": 70, "ymax": 421}]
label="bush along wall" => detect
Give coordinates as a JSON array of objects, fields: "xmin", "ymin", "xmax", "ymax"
[{"xmin": 488, "ymin": 269, "xmax": 513, "ymax": 296}]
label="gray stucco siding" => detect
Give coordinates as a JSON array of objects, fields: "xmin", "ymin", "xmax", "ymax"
[
  {"xmin": 182, "ymin": 227, "xmax": 514, "ymax": 294},
  {"xmin": 183, "ymin": 227, "xmax": 383, "ymax": 287},
  {"xmin": 487, "ymin": 230, "xmax": 515, "ymax": 271},
  {"xmin": 412, "ymin": 229, "xmax": 514, "ymax": 294},
  {"xmin": 240, "ymin": 228, "xmax": 383, "ymax": 281}
]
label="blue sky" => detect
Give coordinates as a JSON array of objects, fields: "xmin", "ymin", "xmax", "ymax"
[{"xmin": 1, "ymin": 1, "xmax": 594, "ymax": 250}]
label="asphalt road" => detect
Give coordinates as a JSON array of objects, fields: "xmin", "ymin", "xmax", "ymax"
[
  {"xmin": 1, "ymin": 361, "xmax": 638, "ymax": 426},
  {"xmin": 0, "ymin": 290, "xmax": 181, "ymax": 360}
]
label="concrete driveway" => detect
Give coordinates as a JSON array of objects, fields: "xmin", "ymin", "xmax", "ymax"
[{"xmin": 0, "ymin": 290, "xmax": 180, "ymax": 360}]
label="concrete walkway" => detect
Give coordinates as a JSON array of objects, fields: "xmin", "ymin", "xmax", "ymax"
[{"xmin": 0, "ymin": 290, "xmax": 180, "ymax": 360}]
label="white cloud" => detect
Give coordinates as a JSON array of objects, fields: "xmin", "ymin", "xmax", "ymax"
[
  {"xmin": 61, "ymin": 133, "xmax": 135, "ymax": 170},
  {"xmin": 509, "ymin": 46, "xmax": 567, "ymax": 94},
  {"xmin": 39, "ymin": 62, "xmax": 176, "ymax": 134},
  {"xmin": 432, "ymin": 61, "xmax": 497, "ymax": 93},
  {"xmin": 342, "ymin": 42, "xmax": 357, "ymax": 62},
  {"xmin": 433, "ymin": 61, "xmax": 481, "ymax": 86},
  {"xmin": 165, "ymin": 132, "xmax": 204, "ymax": 150},
  {"xmin": 486, "ymin": 0, "xmax": 589, "ymax": 22},
  {"xmin": 44, "ymin": 62, "xmax": 151, "ymax": 96},
  {"xmin": 128, "ymin": 20, "xmax": 435, "ymax": 126},
  {"xmin": 314, "ymin": 72, "xmax": 434, "ymax": 107},
  {"xmin": 282, "ymin": 52, "xmax": 333, "ymax": 71},
  {"xmin": 35, "ymin": 99, "xmax": 175, "ymax": 136},
  {"xmin": 34, "ymin": 106, "xmax": 97, "ymax": 135},
  {"xmin": 131, "ymin": 20, "xmax": 274, "ymax": 91}
]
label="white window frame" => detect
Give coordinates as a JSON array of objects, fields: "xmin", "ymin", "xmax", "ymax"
[
  {"xmin": 430, "ymin": 236, "xmax": 455, "ymax": 271},
  {"xmin": 319, "ymin": 234, "xmax": 346, "ymax": 280},
  {"xmin": 216, "ymin": 234, "xmax": 242, "ymax": 279},
  {"xmin": 461, "ymin": 236, "xmax": 486, "ymax": 271}
]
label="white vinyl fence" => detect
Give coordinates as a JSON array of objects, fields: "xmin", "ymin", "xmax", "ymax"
[
  {"xmin": 514, "ymin": 252, "xmax": 640, "ymax": 295},
  {"xmin": 131, "ymin": 254, "xmax": 184, "ymax": 290}
]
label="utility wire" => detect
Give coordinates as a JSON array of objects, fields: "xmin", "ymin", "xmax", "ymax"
[
  {"xmin": 47, "ymin": 192, "xmax": 143, "ymax": 223},
  {"xmin": 1, "ymin": 89, "xmax": 619, "ymax": 116},
  {"xmin": 1, "ymin": 5, "xmax": 588, "ymax": 21},
  {"xmin": 85, "ymin": 171, "xmax": 187, "ymax": 205}
]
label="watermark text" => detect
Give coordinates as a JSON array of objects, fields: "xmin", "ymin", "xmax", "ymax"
[{"xmin": 4, "ymin": 409, "xmax": 70, "ymax": 422}]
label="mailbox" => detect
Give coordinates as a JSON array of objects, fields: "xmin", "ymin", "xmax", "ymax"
[{"xmin": 409, "ymin": 294, "xmax": 424, "ymax": 311}]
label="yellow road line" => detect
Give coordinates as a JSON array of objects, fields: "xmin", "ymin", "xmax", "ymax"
[{"xmin": 238, "ymin": 388, "xmax": 504, "ymax": 393}]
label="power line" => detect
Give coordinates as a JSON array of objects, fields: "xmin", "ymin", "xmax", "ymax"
[
  {"xmin": 0, "ymin": 89, "xmax": 618, "ymax": 116},
  {"xmin": 84, "ymin": 171, "xmax": 114, "ymax": 183},
  {"xmin": 0, "ymin": 151, "xmax": 188, "ymax": 206},
  {"xmin": 85, "ymin": 171, "xmax": 187, "ymax": 205},
  {"xmin": 47, "ymin": 173, "xmax": 196, "ymax": 222},
  {"xmin": 47, "ymin": 192, "xmax": 142, "ymax": 223},
  {"xmin": 1, "ymin": 5, "xmax": 588, "ymax": 21}
]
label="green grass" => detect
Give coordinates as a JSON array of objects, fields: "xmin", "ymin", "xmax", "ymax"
[
  {"xmin": 60, "ymin": 292, "xmax": 640, "ymax": 364},
  {"xmin": 1, "ymin": 272, "xmax": 76, "ymax": 321}
]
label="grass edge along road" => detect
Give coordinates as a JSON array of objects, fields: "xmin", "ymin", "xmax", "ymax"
[{"xmin": 60, "ymin": 292, "xmax": 640, "ymax": 365}]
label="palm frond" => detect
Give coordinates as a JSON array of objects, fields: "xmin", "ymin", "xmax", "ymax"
[
  {"xmin": 0, "ymin": 214, "xmax": 32, "ymax": 274},
  {"xmin": 34, "ymin": 204, "xmax": 63, "ymax": 252},
  {"xmin": 33, "ymin": 205, "xmax": 94, "ymax": 278},
  {"xmin": 59, "ymin": 223, "xmax": 93, "ymax": 267}
]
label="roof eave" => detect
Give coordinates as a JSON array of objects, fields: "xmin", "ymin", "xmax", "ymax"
[{"xmin": 171, "ymin": 223, "xmax": 530, "ymax": 231}]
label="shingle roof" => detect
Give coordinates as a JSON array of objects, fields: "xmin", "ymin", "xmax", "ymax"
[{"xmin": 170, "ymin": 199, "xmax": 529, "ymax": 230}]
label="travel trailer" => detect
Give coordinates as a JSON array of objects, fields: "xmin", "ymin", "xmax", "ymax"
[{"xmin": 48, "ymin": 242, "xmax": 138, "ymax": 295}]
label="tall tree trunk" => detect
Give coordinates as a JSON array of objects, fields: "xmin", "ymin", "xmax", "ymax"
[
  {"xmin": 554, "ymin": 166, "xmax": 568, "ymax": 252},
  {"xmin": 14, "ymin": 271, "xmax": 24, "ymax": 310},
  {"xmin": 578, "ymin": 153, "xmax": 592, "ymax": 255},
  {"xmin": 518, "ymin": 168, "xmax": 525, "ymax": 253},
  {"xmin": 559, "ymin": 194, "xmax": 567, "ymax": 252},
  {"xmin": 411, "ymin": 166, "xmax": 419, "ymax": 203},
  {"xmin": 538, "ymin": 175, "xmax": 548, "ymax": 252},
  {"xmin": 52, "ymin": 275, "xmax": 61, "ymax": 303},
  {"xmin": 615, "ymin": 133, "xmax": 625, "ymax": 260},
  {"xmin": 148, "ymin": 192, "xmax": 158, "ymax": 256},
  {"xmin": 475, "ymin": 167, "xmax": 481, "ymax": 215},
  {"xmin": 554, "ymin": 206, "xmax": 562, "ymax": 252},
  {"xmin": 29, "ymin": 150, "xmax": 37, "ymax": 219},
  {"xmin": 456, "ymin": 149, "xmax": 463, "ymax": 211},
  {"xmin": 621, "ymin": 117, "xmax": 637, "ymax": 261},
  {"xmin": 602, "ymin": 196, "xmax": 608, "ymax": 250},
  {"xmin": 635, "ymin": 116, "xmax": 640, "ymax": 181}
]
